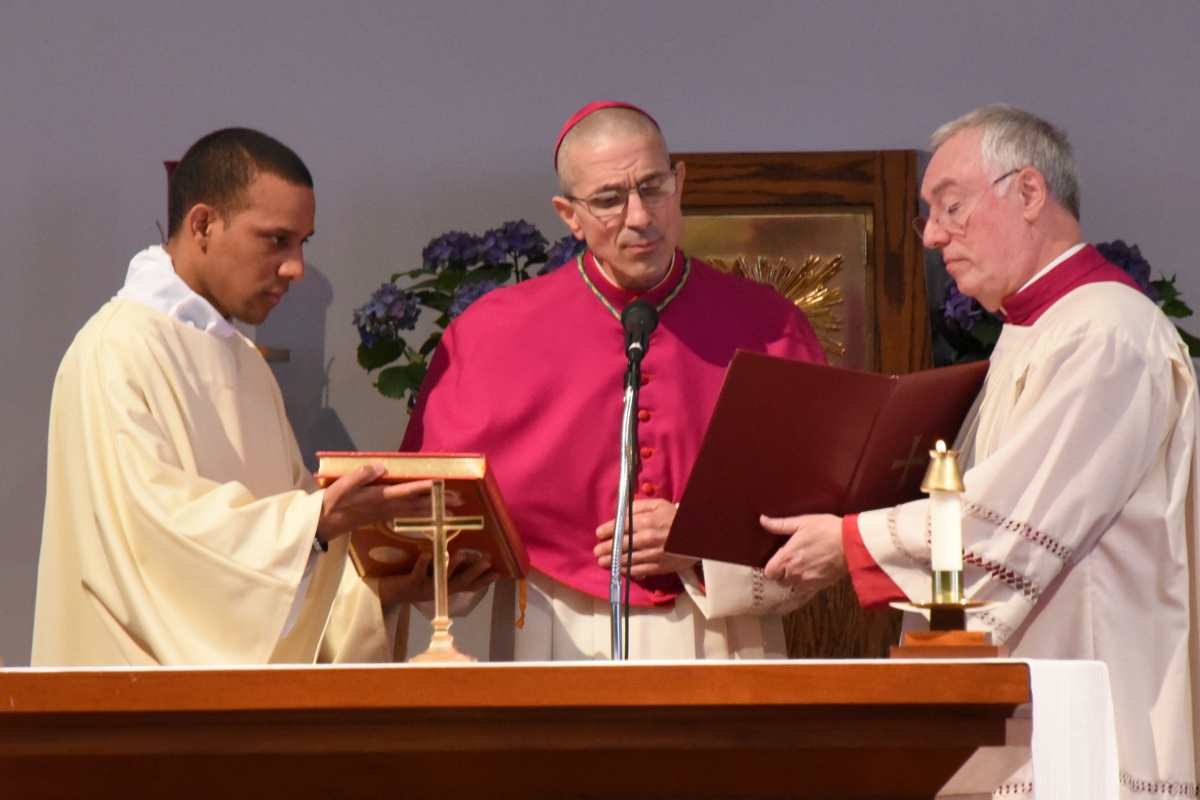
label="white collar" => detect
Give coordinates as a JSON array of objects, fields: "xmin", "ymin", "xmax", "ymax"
[
  {"xmin": 115, "ymin": 246, "xmax": 235, "ymax": 338},
  {"xmin": 1015, "ymin": 242, "xmax": 1087, "ymax": 295}
]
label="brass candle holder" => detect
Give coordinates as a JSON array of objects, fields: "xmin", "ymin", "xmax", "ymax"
[{"xmin": 890, "ymin": 441, "xmax": 1005, "ymax": 658}]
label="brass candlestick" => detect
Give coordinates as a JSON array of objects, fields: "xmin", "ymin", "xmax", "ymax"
[
  {"xmin": 390, "ymin": 480, "xmax": 484, "ymax": 663},
  {"xmin": 891, "ymin": 441, "xmax": 1000, "ymax": 653},
  {"xmin": 922, "ymin": 440, "xmax": 965, "ymax": 613}
]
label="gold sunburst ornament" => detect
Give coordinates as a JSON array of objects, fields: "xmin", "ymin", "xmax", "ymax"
[{"xmin": 709, "ymin": 254, "xmax": 845, "ymax": 358}]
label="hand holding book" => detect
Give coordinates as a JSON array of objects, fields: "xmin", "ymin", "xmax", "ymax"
[
  {"xmin": 313, "ymin": 452, "xmax": 530, "ymax": 582},
  {"xmin": 377, "ymin": 550, "xmax": 500, "ymax": 606},
  {"xmin": 315, "ymin": 463, "xmax": 436, "ymax": 546}
]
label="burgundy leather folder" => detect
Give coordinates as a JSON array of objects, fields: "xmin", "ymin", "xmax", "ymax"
[{"xmin": 665, "ymin": 352, "xmax": 989, "ymax": 568}]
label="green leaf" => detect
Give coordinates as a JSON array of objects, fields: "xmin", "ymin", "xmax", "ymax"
[
  {"xmin": 419, "ymin": 292, "xmax": 453, "ymax": 313},
  {"xmin": 376, "ymin": 363, "xmax": 428, "ymax": 401},
  {"xmin": 1161, "ymin": 299, "xmax": 1194, "ymax": 319},
  {"xmin": 357, "ymin": 339, "xmax": 404, "ymax": 371},
  {"xmin": 1153, "ymin": 275, "xmax": 1181, "ymax": 303},
  {"xmin": 402, "ymin": 345, "xmax": 426, "ymax": 365},
  {"xmin": 408, "ymin": 277, "xmax": 447, "ymax": 291},
  {"xmin": 433, "ymin": 270, "xmax": 467, "ymax": 292},
  {"xmin": 459, "ymin": 265, "xmax": 512, "ymax": 287},
  {"xmin": 418, "ymin": 332, "xmax": 443, "ymax": 357},
  {"xmin": 434, "ymin": 313, "xmax": 452, "ymax": 328},
  {"xmin": 1176, "ymin": 325, "xmax": 1200, "ymax": 358},
  {"xmin": 967, "ymin": 318, "xmax": 1002, "ymax": 348}
]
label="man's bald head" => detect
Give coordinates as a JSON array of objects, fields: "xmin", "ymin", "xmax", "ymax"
[
  {"xmin": 550, "ymin": 104, "xmax": 685, "ymax": 292},
  {"xmin": 556, "ymin": 108, "xmax": 670, "ymax": 194}
]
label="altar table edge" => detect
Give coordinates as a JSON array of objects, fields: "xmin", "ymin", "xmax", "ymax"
[{"xmin": 0, "ymin": 659, "xmax": 1031, "ymax": 714}]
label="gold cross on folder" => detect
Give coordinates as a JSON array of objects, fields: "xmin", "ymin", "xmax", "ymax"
[{"xmin": 891, "ymin": 434, "xmax": 927, "ymax": 490}]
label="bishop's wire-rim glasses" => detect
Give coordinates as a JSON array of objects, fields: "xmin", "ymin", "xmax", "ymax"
[
  {"xmin": 566, "ymin": 165, "xmax": 679, "ymax": 222},
  {"xmin": 913, "ymin": 168, "xmax": 1022, "ymax": 239}
]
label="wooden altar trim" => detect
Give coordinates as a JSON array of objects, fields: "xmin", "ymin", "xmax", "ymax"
[
  {"xmin": 675, "ymin": 150, "xmax": 932, "ymax": 376},
  {"xmin": 0, "ymin": 662, "xmax": 1029, "ymax": 800},
  {"xmin": 1, "ymin": 661, "xmax": 1027, "ymax": 713}
]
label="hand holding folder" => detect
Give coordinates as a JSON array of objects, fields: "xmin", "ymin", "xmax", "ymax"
[{"xmin": 664, "ymin": 353, "xmax": 989, "ymax": 569}]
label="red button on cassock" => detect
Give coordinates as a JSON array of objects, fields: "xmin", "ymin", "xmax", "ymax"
[
  {"xmin": 637, "ymin": 410, "xmax": 653, "ymax": 422},
  {"xmin": 640, "ymin": 447, "xmax": 655, "ymax": 458},
  {"xmin": 641, "ymin": 482, "xmax": 657, "ymax": 495},
  {"xmin": 640, "ymin": 373, "xmax": 653, "ymax": 385}
]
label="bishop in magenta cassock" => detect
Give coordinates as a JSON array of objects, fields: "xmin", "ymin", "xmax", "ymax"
[
  {"xmin": 401, "ymin": 102, "xmax": 826, "ymax": 659},
  {"xmin": 762, "ymin": 106, "xmax": 1200, "ymax": 798}
]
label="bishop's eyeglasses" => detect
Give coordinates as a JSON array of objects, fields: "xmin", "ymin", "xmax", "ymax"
[
  {"xmin": 913, "ymin": 168, "xmax": 1021, "ymax": 239},
  {"xmin": 566, "ymin": 166, "xmax": 679, "ymax": 222}
]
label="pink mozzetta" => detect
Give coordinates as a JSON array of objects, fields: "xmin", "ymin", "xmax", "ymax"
[
  {"xmin": 1000, "ymin": 244, "xmax": 1141, "ymax": 326},
  {"xmin": 553, "ymin": 101, "xmax": 659, "ymax": 168},
  {"xmin": 400, "ymin": 251, "xmax": 825, "ymax": 607}
]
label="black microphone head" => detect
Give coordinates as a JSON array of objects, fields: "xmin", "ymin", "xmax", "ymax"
[
  {"xmin": 622, "ymin": 299, "xmax": 659, "ymax": 363},
  {"xmin": 621, "ymin": 299, "xmax": 659, "ymax": 337}
]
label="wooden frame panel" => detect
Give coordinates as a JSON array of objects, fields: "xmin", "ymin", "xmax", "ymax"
[
  {"xmin": 675, "ymin": 151, "xmax": 932, "ymax": 658},
  {"xmin": 676, "ymin": 150, "xmax": 931, "ymax": 376}
]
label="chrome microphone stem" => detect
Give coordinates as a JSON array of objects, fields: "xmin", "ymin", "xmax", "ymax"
[
  {"xmin": 610, "ymin": 380, "xmax": 638, "ymax": 661},
  {"xmin": 611, "ymin": 299, "xmax": 657, "ymax": 662}
]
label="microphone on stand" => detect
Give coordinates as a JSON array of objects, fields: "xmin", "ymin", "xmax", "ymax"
[
  {"xmin": 622, "ymin": 299, "xmax": 658, "ymax": 364},
  {"xmin": 610, "ymin": 299, "xmax": 659, "ymax": 660}
]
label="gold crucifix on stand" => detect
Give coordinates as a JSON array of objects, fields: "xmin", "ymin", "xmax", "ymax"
[{"xmin": 389, "ymin": 480, "xmax": 485, "ymax": 663}]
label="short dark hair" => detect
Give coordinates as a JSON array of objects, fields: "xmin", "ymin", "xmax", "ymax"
[{"xmin": 167, "ymin": 127, "xmax": 313, "ymax": 238}]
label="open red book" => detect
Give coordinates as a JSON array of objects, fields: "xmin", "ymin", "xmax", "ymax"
[
  {"xmin": 314, "ymin": 452, "xmax": 530, "ymax": 580},
  {"xmin": 664, "ymin": 353, "xmax": 989, "ymax": 568}
]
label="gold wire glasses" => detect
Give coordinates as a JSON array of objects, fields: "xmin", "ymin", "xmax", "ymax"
[{"xmin": 913, "ymin": 168, "xmax": 1021, "ymax": 238}]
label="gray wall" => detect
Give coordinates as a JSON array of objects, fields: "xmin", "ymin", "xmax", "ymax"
[{"xmin": 2, "ymin": 1, "xmax": 1197, "ymax": 665}]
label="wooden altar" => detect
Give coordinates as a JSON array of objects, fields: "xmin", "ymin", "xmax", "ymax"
[{"xmin": 0, "ymin": 661, "xmax": 1029, "ymax": 799}]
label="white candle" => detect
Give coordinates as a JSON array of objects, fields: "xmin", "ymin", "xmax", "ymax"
[{"xmin": 929, "ymin": 489, "xmax": 963, "ymax": 572}]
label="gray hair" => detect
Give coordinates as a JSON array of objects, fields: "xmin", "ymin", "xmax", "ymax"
[{"xmin": 931, "ymin": 104, "xmax": 1080, "ymax": 219}]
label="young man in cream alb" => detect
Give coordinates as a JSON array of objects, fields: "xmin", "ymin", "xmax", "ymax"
[{"xmin": 32, "ymin": 128, "xmax": 493, "ymax": 666}]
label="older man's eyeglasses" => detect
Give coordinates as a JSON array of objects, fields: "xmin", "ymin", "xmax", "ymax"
[
  {"xmin": 567, "ymin": 167, "xmax": 678, "ymax": 221},
  {"xmin": 913, "ymin": 168, "xmax": 1021, "ymax": 239}
]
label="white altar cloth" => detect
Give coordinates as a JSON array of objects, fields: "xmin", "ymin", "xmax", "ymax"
[{"xmin": 932, "ymin": 658, "xmax": 1118, "ymax": 798}]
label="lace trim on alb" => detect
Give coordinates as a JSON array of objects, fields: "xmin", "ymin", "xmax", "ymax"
[
  {"xmin": 964, "ymin": 552, "xmax": 1041, "ymax": 603},
  {"xmin": 975, "ymin": 609, "xmax": 1014, "ymax": 642},
  {"xmin": 963, "ymin": 500, "xmax": 1073, "ymax": 563},
  {"xmin": 887, "ymin": 507, "xmax": 930, "ymax": 568},
  {"xmin": 1121, "ymin": 772, "xmax": 1200, "ymax": 796}
]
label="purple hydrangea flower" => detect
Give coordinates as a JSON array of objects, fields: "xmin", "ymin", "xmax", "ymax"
[
  {"xmin": 540, "ymin": 235, "xmax": 587, "ymax": 275},
  {"xmin": 1095, "ymin": 240, "xmax": 1160, "ymax": 303},
  {"xmin": 479, "ymin": 220, "xmax": 548, "ymax": 264},
  {"xmin": 447, "ymin": 278, "xmax": 502, "ymax": 319},
  {"xmin": 353, "ymin": 282, "xmax": 420, "ymax": 346},
  {"xmin": 943, "ymin": 280, "xmax": 984, "ymax": 330},
  {"xmin": 422, "ymin": 231, "xmax": 481, "ymax": 272}
]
